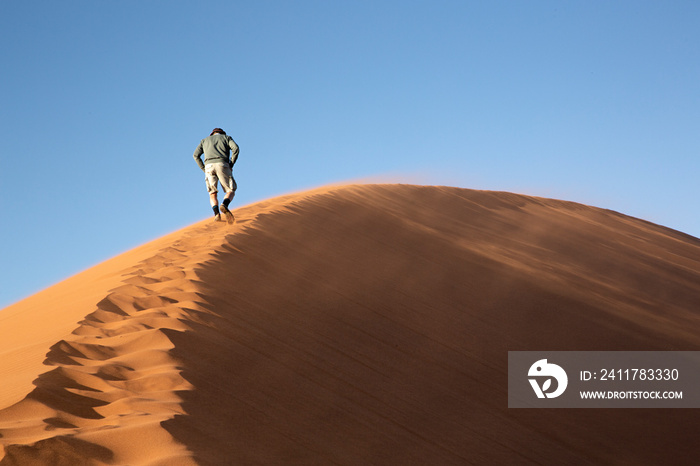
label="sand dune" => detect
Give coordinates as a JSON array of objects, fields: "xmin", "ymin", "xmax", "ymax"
[{"xmin": 1, "ymin": 184, "xmax": 699, "ymax": 465}]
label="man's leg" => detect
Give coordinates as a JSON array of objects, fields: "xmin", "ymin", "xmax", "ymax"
[
  {"xmin": 218, "ymin": 165, "xmax": 236, "ymax": 223},
  {"xmin": 210, "ymin": 193, "xmax": 221, "ymax": 221},
  {"xmin": 222, "ymin": 190, "xmax": 234, "ymax": 206},
  {"xmin": 220, "ymin": 190, "xmax": 235, "ymax": 223},
  {"xmin": 210, "ymin": 192, "xmax": 219, "ymax": 208},
  {"xmin": 205, "ymin": 165, "xmax": 222, "ymax": 221}
]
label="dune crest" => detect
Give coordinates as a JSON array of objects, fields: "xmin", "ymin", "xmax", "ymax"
[{"xmin": 1, "ymin": 184, "xmax": 700, "ymax": 465}]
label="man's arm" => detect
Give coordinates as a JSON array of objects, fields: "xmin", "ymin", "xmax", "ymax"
[
  {"xmin": 193, "ymin": 140, "xmax": 206, "ymax": 171},
  {"xmin": 228, "ymin": 137, "xmax": 239, "ymax": 166}
]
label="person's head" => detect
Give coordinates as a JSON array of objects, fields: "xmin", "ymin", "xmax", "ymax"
[{"xmin": 210, "ymin": 128, "xmax": 226, "ymax": 136}]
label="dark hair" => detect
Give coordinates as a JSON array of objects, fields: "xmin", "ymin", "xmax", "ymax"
[{"xmin": 210, "ymin": 128, "xmax": 226, "ymax": 136}]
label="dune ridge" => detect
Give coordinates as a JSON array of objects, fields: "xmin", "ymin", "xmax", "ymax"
[
  {"xmin": 1, "ymin": 184, "xmax": 700, "ymax": 465},
  {"xmin": 0, "ymin": 188, "xmax": 318, "ymax": 465},
  {"xmin": 0, "ymin": 227, "xmax": 212, "ymax": 464}
]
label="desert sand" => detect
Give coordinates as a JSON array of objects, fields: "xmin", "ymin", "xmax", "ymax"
[{"xmin": 1, "ymin": 183, "xmax": 699, "ymax": 465}]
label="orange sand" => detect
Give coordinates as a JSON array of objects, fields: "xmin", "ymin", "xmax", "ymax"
[{"xmin": 1, "ymin": 184, "xmax": 699, "ymax": 465}]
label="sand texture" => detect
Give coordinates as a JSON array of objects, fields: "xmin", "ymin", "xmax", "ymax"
[{"xmin": 1, "ymin": 184, "xmax": 699, "ymax": 465}]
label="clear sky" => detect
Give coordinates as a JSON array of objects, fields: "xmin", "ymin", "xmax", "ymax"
[{"xmin": 1, "ymin": 0, "xmax": 698, "ymax": 309}]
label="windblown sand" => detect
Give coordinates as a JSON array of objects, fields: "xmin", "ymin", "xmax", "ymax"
[{"xmin": 1, "ymin": 184, "xmax": 699, "ymax": 465}]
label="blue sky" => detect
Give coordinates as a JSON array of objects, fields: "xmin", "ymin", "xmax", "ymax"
[{"xmin": 1, "ymin": 0, "xmax": 698, "ymax": 309}]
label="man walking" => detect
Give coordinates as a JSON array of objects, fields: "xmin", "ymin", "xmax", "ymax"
[{"xmin": 193, "ymin": 128, "xmax": 239, "ymax": 223}]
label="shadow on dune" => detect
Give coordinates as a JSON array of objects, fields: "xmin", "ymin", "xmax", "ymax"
[
  {"xmin": 162, "ymin": 185, "xmax": 700, "ymax": 465},
  {"xmin": 1, "ymin": 436, "xmax": 113, "ymax": 466}
]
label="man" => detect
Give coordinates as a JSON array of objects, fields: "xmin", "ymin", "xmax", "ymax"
[{"xmin": 193, "ymin": 128, "xmax": 239, "ymax": 223}]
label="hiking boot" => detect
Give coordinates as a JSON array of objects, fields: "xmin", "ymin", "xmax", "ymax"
[
  {"xmin": 214, "ymin": 213, "xmax": 222, "ymax": 222},
  {"xmin": 220, "ymin": 204, "xmax": 235, "ymax": 224}
]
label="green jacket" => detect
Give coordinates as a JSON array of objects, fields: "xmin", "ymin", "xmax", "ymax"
[{"xmin": 193, "ymin": 133, "xmax": 239, "ymax": 171}]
